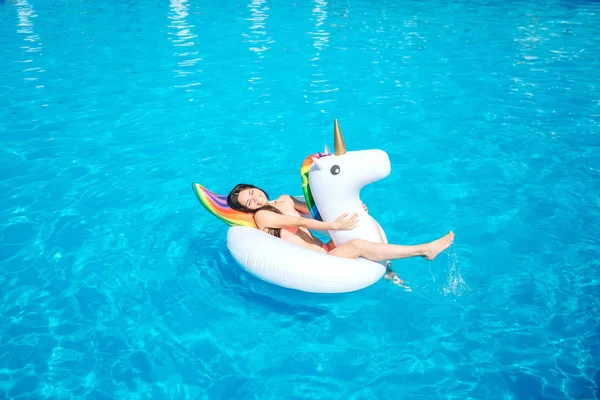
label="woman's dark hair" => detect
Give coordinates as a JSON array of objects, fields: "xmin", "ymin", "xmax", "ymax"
[{"xmin": 227, "ymin": 183, "xmax": 282, "ymax": 238}]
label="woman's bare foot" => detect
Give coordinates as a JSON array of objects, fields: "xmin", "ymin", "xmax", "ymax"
[
  {"xmin": 423, "ymin": 231, "xmax": 454, "ymax": 260},
  {"xmin": 385, "ymin": 268, "xmax": 412, "ymax": 291}
]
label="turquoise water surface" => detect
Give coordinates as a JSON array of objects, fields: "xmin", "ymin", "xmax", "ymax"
[{"xmin": 1, "ymin": 0, "xmax": 599, "ymax": 399}]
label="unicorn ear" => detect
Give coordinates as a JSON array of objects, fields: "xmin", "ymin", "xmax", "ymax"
[
  {"xmin": 323, "ymin": 145, "xmax": 331, "ymax": 155},
  {"xmin": 311, "ymin": 157, "xmax": 325, "ymax": 170}
]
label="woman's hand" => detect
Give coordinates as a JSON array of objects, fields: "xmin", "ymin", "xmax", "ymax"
[
  {"xmin": 362, "ymin": 203, "xmax": 368, "ymax": 214},
  {"xmin": 332, "ymin": 212, "xmax": 359, "ymax": 231}
]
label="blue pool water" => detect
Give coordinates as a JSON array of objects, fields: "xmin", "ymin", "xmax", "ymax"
[{"xmin": 1, "ymin": 0, "xmax": 599, "ymax": 398}]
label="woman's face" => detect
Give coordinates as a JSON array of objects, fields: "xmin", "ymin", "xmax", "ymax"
[{"xmin": 237, "ymin": 188, "xmax": 267, "ymax": 210}]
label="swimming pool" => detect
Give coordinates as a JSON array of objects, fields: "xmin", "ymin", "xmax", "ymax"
[{"xmin": 1, "ymin": 0, "xmax": 599, "ymax": 398}]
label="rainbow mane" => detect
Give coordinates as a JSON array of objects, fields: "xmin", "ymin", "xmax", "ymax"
[
  {"xmin": 192, "ymin": 183, "xmax": 257, "ymax": 228},
  {"xmin": 300, "ymin": 152, "xmax": 331, "ymax": 221}
]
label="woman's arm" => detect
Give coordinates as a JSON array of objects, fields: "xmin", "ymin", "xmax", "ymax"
[{"xmin": 255, "ymin": 210, "xmax": 358, "ymax": 232}]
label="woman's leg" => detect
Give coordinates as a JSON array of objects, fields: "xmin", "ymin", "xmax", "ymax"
[{"xmin": 328, "ymin": 231, "xmax": 454, "ymax": 261}]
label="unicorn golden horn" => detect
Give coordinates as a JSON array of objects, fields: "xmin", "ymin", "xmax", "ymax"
[{"xmin": 333, "ymin": 119, "xmax": 346, "ymax": 156}]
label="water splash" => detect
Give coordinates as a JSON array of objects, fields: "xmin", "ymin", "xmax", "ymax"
[{"xmin": 442, "ymin": 249, "xmax": 471, "ymax": 298}]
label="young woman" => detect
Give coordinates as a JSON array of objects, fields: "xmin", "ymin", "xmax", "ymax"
[{"xmin": 226, "ymin": 184, "xmax": 454, "ymax": 264}]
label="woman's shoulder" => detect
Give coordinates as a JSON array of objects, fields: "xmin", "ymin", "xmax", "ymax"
[
  {"xmin": 265, "ymin": 194, "xmax": 292, "ymax": 206},
  {"xmin": 276, "ymin": 194, "xmax": 293, "ymax": 203}
]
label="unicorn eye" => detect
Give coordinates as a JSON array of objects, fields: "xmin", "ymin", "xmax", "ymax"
[{"xmin": 330, "ymin": 165, "xmax": 340, "ymax": 175}]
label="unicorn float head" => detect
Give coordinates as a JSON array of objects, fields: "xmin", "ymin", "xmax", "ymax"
[{"xmin": 303, "ymin": 119, "xmax": 391, "ymax": 247}]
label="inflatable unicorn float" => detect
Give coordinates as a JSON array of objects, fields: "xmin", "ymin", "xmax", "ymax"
[{"xmin": 193, "ymin": 119, "xmax": 392, "ymax": 293}]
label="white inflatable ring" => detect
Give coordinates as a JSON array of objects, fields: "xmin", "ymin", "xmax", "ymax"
[
  {"xmin": 193, "ymin": 184, "xmax": 388, "ymax": 293},
  {"xmin": 226, "ymin": 226, "xmax": 386, "ymax": 293}
]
